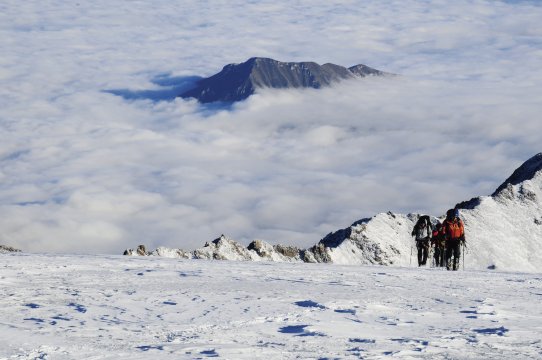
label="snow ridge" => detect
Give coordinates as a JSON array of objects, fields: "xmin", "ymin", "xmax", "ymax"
[
  {"xmin": 493, "ymin": 152, "xmax": 542, "ymax": 196},
  {"xmin": 124, "ymin": 153, "xmax": 542, "ymax": 272}
]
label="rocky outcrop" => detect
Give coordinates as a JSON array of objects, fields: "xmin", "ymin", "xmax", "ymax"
[
  {"xmin": 193, "ymin": 235, "xmax": 256, "ymax": 261},
  {"xmin": 493, "ymin": 153, "xmax": 542, "ymax": 196},
  {"xmin": 0, "ymin": 245, "xmax": 22, "ymax": 254},
  {"xmin": 124, "ymin": 236, "xmax": 301, "ymax": 262},
  {"xmin": 179, "ymin": 57, "xmax": 388, "ymax": 103},
  {"xmin": 123, "ymin": 245, "xmax": 148, "ymax": 256},
  {"xmin": 247, "ymin": 240, "xmax": 301, "ymax": 262}
]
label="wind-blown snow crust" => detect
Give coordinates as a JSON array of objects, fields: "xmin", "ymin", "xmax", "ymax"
[{"xmin": 1, "ymin": 253, "xmax": 541, "ymax": 359}]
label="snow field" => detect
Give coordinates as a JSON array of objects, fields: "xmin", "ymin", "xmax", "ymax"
[{"xmin": 1, "ymin": 253, "xmax": 541, "ymax": 359}]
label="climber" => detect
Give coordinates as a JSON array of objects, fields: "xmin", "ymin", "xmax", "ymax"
[
  {"xmin": 431, "ymin": 221, "xmax": 446, "ymax": 267},
  {"xmin": 442, "ymin": 208, "xmax": 466, "ymax": 271},
  {"xmin": 411, "ymin": 215, "xmax": 432, "ymax": 266}
]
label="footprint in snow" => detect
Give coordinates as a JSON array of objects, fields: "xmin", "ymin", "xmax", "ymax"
[
  {"xmin": 334, "ymin": 308, "xmax": 356, "ymax": 315},
  {"xmin": 278, "ymin": 325, "xmax": 326, "ymax": 337},
  {"xmin": 294, "ymin": 300, "xmax": 326, "ymax": 309},
  {"xmin": 68, "ymin": 302, "xmax": 87, "ymax": 313},
  {"xmin": 200, "ymin": 349, "xmax": 219, "ymax": 357},
  {"xmin": 349, "ymin": 338, "xmax": 376, "ymax": 344},
  {"xmin": 472, "ymin": 326, "xmax": 509, "ymax": 336},
  {"xmin": 137, "ymin": 345, "xmax": 165, "ymax": 351},
  {"xmin": 24, "ymin": 303, "xmax": 41, "ymax": 309}
]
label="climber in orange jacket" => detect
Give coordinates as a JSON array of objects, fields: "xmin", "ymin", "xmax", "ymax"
[{"xmin": 442, "ymin": 208, "xmax": 465, "ymax": 271}]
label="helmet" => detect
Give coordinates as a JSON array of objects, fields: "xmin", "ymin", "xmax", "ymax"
[{"xmin": 446, "ymin": 209, "xmax": 455, "ymax": 219}]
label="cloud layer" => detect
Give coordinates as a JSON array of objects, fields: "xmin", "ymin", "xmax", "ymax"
[{"xmin": 1, "ymin": 0, "xmax": 542, "ymax": 253}]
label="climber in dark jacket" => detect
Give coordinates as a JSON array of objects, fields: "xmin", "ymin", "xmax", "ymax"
[
  {"xmin": 431, "ymin": 222, "xmax": 446, "ymax": 267},
  {"xmin": 412, "ymin": 215, "xmax": 432, "ymax": 266}
]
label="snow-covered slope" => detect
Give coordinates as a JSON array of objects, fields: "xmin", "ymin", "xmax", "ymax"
[
  {"xmin": 456, "ymin": 154, "xmax": 542, "ymax": 272},
  {"xmin": 306, "ymin": 213, "xmax": 418, "ymax": 266},
  {"xmin": 125, "ymin": 153, "xmax": 542, "ymax": 272},
  {"xmin": 307, "ymin": 153, "xmax": 542, "ymax": 271},
  {"xmin": 1, "ymin": 253, "xmax": 541, "ymax": 359}
]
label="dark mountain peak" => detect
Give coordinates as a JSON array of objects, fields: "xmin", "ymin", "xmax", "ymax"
[
  {"xmin": 179, "ymin": 57, "xmax": 387, "ymax": 103},
  {"xmin": 492, "ymin": 153, "xmax": 542, "ymax": 196}
]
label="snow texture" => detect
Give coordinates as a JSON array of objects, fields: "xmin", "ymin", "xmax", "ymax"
[{"xmin": 1, "ymin": 253, "xmax": 541, "ymax": 359}]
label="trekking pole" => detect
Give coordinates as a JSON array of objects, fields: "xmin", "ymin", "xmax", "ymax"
[{"xmin": 462, "ymin": 242, "xmax": 466, "ymax": 270}]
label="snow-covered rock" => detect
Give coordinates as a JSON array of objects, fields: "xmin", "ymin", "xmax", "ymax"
[
  {"xmin": 247, "ymin": 239, "xmax": 301, "ymax": 262},
  {"xmin": 304, "ymin": 212, "xmax": 418, "ymax": 266},
  {"xmin": 151, "ymin": 246, "xmax": 191, "ymax": 259},
  {"xmin": 0, "ymin": 245, "xmax": 21, "ymax": 254},
  {"xmin": 123, "ymin": 244, "xmax": 149, "ymax": 256},
  {"xmin": 124, "ymin": 236, "xmax": 301, "ymax": 262},
  {"xmin": 193, "ymin": 235, "xmax": 258, "ymax": 261}
]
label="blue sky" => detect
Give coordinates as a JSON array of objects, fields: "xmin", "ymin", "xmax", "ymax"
[{"xmin": 1, "ymin": 0, "xmax": 541, "ymax": 253}]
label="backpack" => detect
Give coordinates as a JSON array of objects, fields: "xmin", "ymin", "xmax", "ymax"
[{"xmin": 411, "ymin": 215, "xmax": 432, "ymax": 237}]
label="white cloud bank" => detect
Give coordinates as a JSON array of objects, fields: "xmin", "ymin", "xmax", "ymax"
[{"xmin": 1, "ymin": 0, "xmax": 541, "ymax": 253}]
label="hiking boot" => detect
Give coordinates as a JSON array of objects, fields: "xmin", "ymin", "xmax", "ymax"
[{"xmin": 453, "ymin": 259, "xmax": 459, "ymax": 271}]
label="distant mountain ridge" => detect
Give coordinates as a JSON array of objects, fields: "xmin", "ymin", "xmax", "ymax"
[
  {"xmin": 124, "ymin": 153, "xmax": 542, "ymax": 272},
  {"xmin": 179, "ymin": 57, "xmax": 388, "ymax": 103}
]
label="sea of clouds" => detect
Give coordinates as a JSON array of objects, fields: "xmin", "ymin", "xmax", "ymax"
[{"xmin": 1, "ymin": 0, "xmax": 541, "ymax": 253}]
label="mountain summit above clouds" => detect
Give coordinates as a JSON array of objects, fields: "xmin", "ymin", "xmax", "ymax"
[
  {"xmin": 179, "ymin": 57, "xmax": 387, "ymax": 103},
  {"xmin": 124, "ymin": 153, "xmax": 542, "ymax": 272}
]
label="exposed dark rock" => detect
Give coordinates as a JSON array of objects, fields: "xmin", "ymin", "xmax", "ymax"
[
  {"xmin": 492, "ymin": 153, "xmax": 542, "ymax": 196},
  {"xmin": 0, "ymin": 245, "xmax": 21, "ymax": 253},
  {"xmin": 179, "ymin": 57, "xmax": 388, "ymax": 103},
  {"xmin": 123, "ymin": 244, "xmax": 149, "ymax": 256},
  {"xmin": 455, "ymin": 196, "xmax": 482, "ymax": 210},
  {"xmin": 136, "ymin": 245, "xmax": 148, "ymax": 256},
  {"xmin": 273, "ymin": 244, "xmax": 301, "ymax": 259},
  {"xmin": 303, "ymin": 242, "xmax": 332, "ymax": 263},
  {"xmin": 519, "ymin": 184, "xmax": 537, "ymax": 202},
  {"xmin": 247, "ymin": 239, "xmax": 273, "ymax": 258}
]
